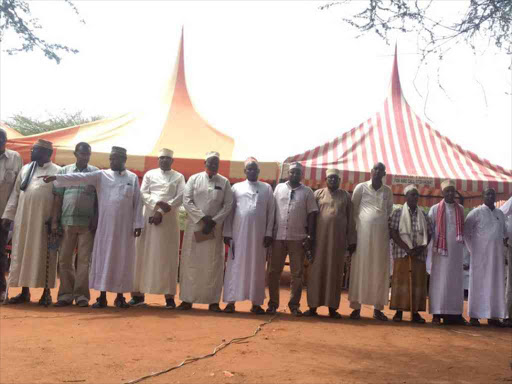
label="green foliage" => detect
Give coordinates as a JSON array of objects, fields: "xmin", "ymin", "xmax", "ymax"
[
  {"xmin": 5, "ymin": 111, "xmax": 104, "ymax": 136},
  {"xmin": 321, "ymin": 0, "xmax": 512, "ymax": 62},
  {"xmin": 0, "ymin": 0, "xmax": 82, "ymax": 64}
]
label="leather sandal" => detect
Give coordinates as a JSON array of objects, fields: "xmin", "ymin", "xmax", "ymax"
[
  {"xmin": 373, "ymin": 310, "xmax": 389, "ymax": 321},
  {"xmin": 393, "ymin": 311, "xmax": 403, "ymax": 322},
  {"xmin": 412, "ymin": 313, "xmax": 426, "ymax": 324},
  {"xmin": 349, "ymin": 309, "xmax": 361, "ymax": 320},
  {"xmin": 266, "ymin": 305, "xmax": 277, "ymax": 315},
  {"xmin": 328, "ymin": 309, "xmax": 342, "ymax": 319}
]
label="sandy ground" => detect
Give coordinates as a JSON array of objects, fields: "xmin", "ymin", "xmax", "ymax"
[{"xmin": 1, "ymin": 270, "xmax": 511, "ymax": 384}]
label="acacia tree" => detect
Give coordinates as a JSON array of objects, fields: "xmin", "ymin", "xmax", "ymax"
[
  {"xmin": 0, "ymin": 0, "xmax": 82, "ymax": 64},
  {"xmin": 5, "ymin": 111, "xmax": 104, "ymax": 136},
  {"xmin": 321, "ymin": 0, "xmax": 512, "ymax": 62}
]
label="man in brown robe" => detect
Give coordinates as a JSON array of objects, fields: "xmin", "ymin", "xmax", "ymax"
[{"xmin": 304, "ymin": 169, "xmax": 356, "ymax": 319}]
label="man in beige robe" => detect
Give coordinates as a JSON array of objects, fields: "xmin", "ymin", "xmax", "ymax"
[
  {"xmin": 348, "ymin": 162, "xmax": 393, "ymax": 321},
  {"xmin": 1, "ymin": 139, "xmax": 60, "ymax": 305},
  {"xmin": 305, "ymin": 169, "xmax": 356, "ymax": 319},
  {"xmin": 129, "ymin": 148, "xmax": 185, "ymax": 309}
]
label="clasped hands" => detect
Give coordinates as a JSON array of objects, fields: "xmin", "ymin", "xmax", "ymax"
[
  {"xmin": 405, "ymin": 245, "xmax": 427, "ymax": 258},
  {"xmin": 149, "ymin": 201, "xmax": 171, "ymax": 226}
]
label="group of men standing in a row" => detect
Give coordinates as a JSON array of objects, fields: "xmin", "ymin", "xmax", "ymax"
[{"xmin": 0, "ymin": 127, "xmax": 511, "ymax": 326}]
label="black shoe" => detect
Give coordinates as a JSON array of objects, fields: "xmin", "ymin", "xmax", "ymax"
[
  {"xmin": 412, "ymin": 313, "xmax": 426, "ymax": 324},
  {"xmin": 176, "ymin": 302, "xmax": 192, "ymax": 311},
  {"xmin": 114, "ymin": 297, "xmax": 130, "ymax": 308},
  {"xmin": 8, "ymin": 292, "xmax": 31, "ymax": 304},
  {"xmin": 92, "ymin": 296, "xmax": 107, "ymax": 309},
  {"xmin": 290, "ymin": 308, "xmax": 303, "ymax": 317},
  {"xmin": 128, "ymin": 296, "xmax": 146, "ymax": 307},
  {"xmin": 165, "ymin": 298, "xmax": 176, "ymax": 309},
  {"xmin": 373, "ymin": 310, "xmax": 388, "ymax": 321},
  {"xmin": 470, "ymin": 318, "xmax": 481, "ymax": 326},
  {"xmin": 209, "ymin": 303, "xmax": 222, "ymax": 312},
  {"xmin": 488, "ymin": 319, "xmax": 506, "ymax": 328},
  {"xmin": 303, "ymin": 308, "xmax": 318, "ymax": 317},
  {"xmin": 250, "ymin": 305, "xmax": 265, "ymax": 315},
  {"xmin": 76, "ymin": 299, "xmax": 89, "ymax": 308},
  {"xmin": 393, "ymin": 311, "xmax": 403, "ymax": 322},
  {"xmin": 223, "ymin": 303, "xmax": 235, "ymax": 313},
  {"xmin": 432, "ymin": 315, "xmax": 441, "ymax": 325},
  {"xmin": 349, "ymin": 309, "xmax": 361, "ymax": 320},
  {"xmin": 328, "ymin": 308, "xmax": 342, "ymax": 319},
  {"xmin": 266, "ymin": 305, "xmax": 277, "ymax": 315}
]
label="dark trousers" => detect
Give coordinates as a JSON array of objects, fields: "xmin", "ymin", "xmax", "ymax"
[{"xmin": 0, "ymin": 226, "xmax": 8, "ymax": 293}]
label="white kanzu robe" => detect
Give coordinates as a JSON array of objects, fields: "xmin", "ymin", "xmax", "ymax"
[
  {"xmin": 222, "ymin": 180, "xmax": 275, "ymax": 305},
  {"xmin": 133, "ymin": 168, "xmax": 185, "ymax": 295},
  {"xmin": 54, "ymin": 170, "xmax": 144, "ymax": 293},
  {"xmin": 464, "ymin": 205, "xmax": 507, "ymax": 319},
  {"xmin": 180, "ymin": 172, "xmax": 233, "ymax": 304},
  {"xmin": 348, "ymin": 181, "xmax": 393, "ymax": 309},
  {"xmin": 3, "ymin": 162, "xmax": 61, "ymax": 288},
  {"xmin": 428, "ymin": 202, "xmax": 465, "ymax": 315}
]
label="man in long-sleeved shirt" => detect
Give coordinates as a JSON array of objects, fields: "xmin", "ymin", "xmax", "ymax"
[{"xmin": 177, "ymin": 151, "xmax": 233, "ymax": 312}]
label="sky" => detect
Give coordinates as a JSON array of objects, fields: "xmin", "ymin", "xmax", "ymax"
[{"xmin": 0, "ymin": 1, "xmax": 511, "ymax": 169}]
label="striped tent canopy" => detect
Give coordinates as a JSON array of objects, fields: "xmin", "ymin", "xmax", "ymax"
[
  {"xmin": 283, "ymin": 48, "xmax": 512, "ymax": 208},
  {"xmin": 5, "ymin": 29, "xmax": 279, "ymax": 183},
  {"xmin": 0, "ymin": 122, "xmax": 24, "ymax": 139}
]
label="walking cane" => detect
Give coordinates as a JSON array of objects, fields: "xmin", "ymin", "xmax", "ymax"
[
  {"xmin": 408, "ymin": 254, "xmax": 414, "ymax": 321},
  {"xmin": 42, "ymin": 220, "xmax": 52, "ymax": 307}
]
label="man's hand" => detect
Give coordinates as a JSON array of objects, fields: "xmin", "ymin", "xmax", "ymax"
[
  {"xmin": 134, "ymin": 228, "xmax": 142, "ymax": 237},
  {"xmin": 202, "ymin": 220, "xmax": 216, "ymax": 235},
  {"xmin": 463, "ymin": 263, "xmax": 470, "ymax": 271},
  {"xmin": 224, "ymin": 237, "xmax": 232, "ymax": 246},
  {"xmin": 504, "ymin": 238, "xmax": 509, "ymax": 247},
  {"xmin": 1, "ymin": 219, "xmax": 12, "ymax": 231},
  {"xmin": 156, "ymin": 201, "xmax": 171, "ymax": 213},
  {"xmin": 347, "ymin": 243, "xmax": 356, "ymax": 255},
  {"xmin": 263, "ymin": 236, "xmax": 273, "ymax": 248},
  {"xmin": 152, "ymin": 211, "xmax": 163, "ymax": 226},
  {"xmin": 39, "ymin": 175, "xmax": 57, "ymax": 183}
]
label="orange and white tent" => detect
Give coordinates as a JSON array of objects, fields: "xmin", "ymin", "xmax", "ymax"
[
  {"xmin": 283, "ymin": 48, "xmax": 512, "ymax": 207},
  {"xmin": 5, "ymin": 30, "xmax": 279, "ymax": 183},
  {"xmin": 1, "ymin": 122, "xmax": 24, "ymax": 139}
]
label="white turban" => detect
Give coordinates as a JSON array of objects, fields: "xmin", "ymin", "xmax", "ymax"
[
  {"xmin": 326, "ymin": 169, "xmax": 340, "ymax": 177},
  {"xmin": 441, "ymin": 179, "xmax": 456, "ymax": 191},
  {"xmin": 404, "ymin": 184, "xmax": 418, "ymax": 195},
  {"xmin": 158, "ymin": 148, "xmax": 174, "ymax": 158},
  {"xmin": 205, "ymin": 151, "xmax": 220, "ymax": 160}
]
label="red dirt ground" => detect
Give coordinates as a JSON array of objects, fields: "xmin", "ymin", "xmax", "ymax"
[{"xmin": 1, "ymin": 269, "xmax": 511, "ymax": 384}]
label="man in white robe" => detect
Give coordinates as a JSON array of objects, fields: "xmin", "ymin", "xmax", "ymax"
[
  {"xmin": 129, "ymin": 148, "xmax": 185, "ymax": 309},
  {"xmin": 0, "ymin": 128, "xmax": 23, "ymax": 302},
  {"xmin": 465, "ymin": 188, "xmax": 508, "ymax": 327},
  {"xmin": 177, "ymin": 151, "xmax": 233, "ymax": 312},
  {"xmin": 2, "ymin": 139, "xmax": 60, "ymax": 305},
  {"xmin": 348, "ymin": 162, "xmax": 393, "ymax": 321},
  {"xmin": 428, "ymin": 179, "xmax": 467, "ymax": 325},
  {"xmin": 500, "ymin": 196, "xmax": 512, "ymax": 327},
  {"xmin": 42, "ymin": 146, "xmax": 144, "ymax": 308},
  {"xmin": 222, "ymin": 157, "xmax": 275, "ymax": 314}
]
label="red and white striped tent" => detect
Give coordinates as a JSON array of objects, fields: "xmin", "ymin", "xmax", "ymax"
[
  {"xmin": 283, "ymin": 48, "xmax": 512, "ymax": 208},
  {"xmin": 5, "ymin": 29, "xmax": 279, "ymax": 184},
  {"xmin": 1, "ymin": 122, "xmax": 23, "ymax": 139}
]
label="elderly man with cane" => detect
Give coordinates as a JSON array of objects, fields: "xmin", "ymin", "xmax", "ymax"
[{"xmin": 389, "ymin": 185, "xmax": 432, "ymax": 323}]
